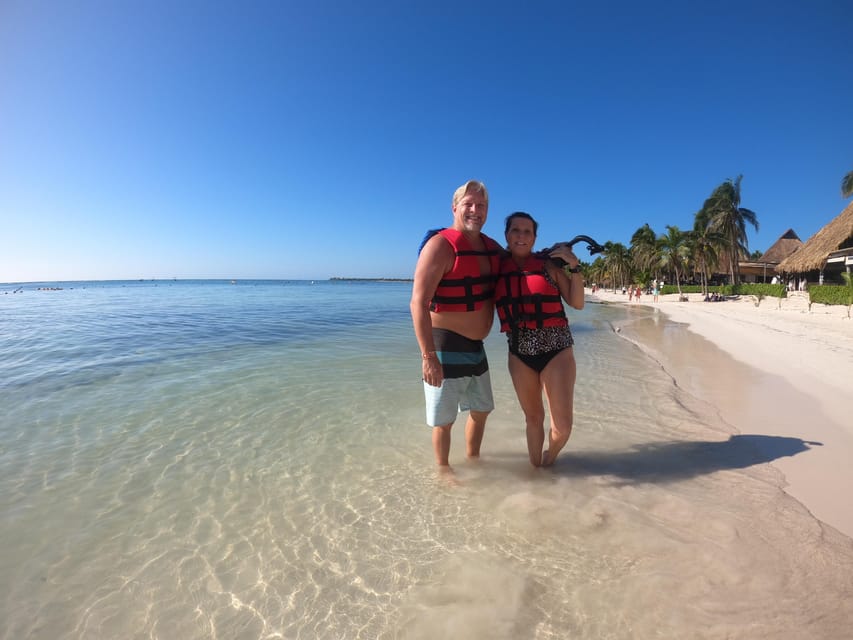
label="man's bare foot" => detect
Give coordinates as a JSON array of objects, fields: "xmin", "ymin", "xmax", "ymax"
[{"xmin": 541, "ymin": 450, "xmax": 553, "ymax": 467}]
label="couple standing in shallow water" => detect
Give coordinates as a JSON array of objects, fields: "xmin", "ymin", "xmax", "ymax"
[{"xmin": 410, "ymin": 180, "xmax": 584, "ymax": 470}]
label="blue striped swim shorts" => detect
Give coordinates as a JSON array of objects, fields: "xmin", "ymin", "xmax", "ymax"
[{"xmin": 423, "ymin": 328, "xmax": 494, "ymax": 427}]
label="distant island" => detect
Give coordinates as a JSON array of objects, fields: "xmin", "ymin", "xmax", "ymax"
[{"xmin": 329, "ymin": 277, "xmax": 413, "ymax": 282}]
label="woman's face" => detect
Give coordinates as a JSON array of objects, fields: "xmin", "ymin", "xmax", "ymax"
[{"xmin": 505, "ymin": 217, "xmax": 536, "ymax": 258}]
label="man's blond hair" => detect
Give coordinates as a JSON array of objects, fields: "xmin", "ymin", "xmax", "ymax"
[{"xmin": 452, "ymin": 180, "xmax": 489, "ymax": 207}]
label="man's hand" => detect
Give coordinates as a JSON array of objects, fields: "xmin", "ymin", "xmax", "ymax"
[{"xmin": 422, "ymin": 353, "xmax": 443, "ymax": 387}]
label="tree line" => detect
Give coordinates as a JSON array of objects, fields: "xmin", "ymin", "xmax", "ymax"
[
  {"xmin": 582, "ymin": 168, "xmax": 852, "ymax": 296},
  {"xmin": 584, "ymin": 175, "xmax": 758, "ymax": 296}
]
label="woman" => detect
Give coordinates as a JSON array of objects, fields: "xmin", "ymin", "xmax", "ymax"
[{"xmin": 494, "ymin": 212, "xmax": 585, "ymax": 467}]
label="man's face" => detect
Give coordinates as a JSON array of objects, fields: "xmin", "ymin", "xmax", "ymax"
[{"xmin": 452, "ymin": 191, "xmax": 488, "ymax": 233}]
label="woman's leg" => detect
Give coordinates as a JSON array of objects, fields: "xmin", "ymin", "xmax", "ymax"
[
  {"xmin": 540, "ymin": 348, "xmax": 577, "ymax": 466},
  {"xmin": 508, "ymin": 354, "xmax": 546, "ymax": 466}
]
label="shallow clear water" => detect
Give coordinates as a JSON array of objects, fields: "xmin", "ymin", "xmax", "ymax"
[{"xmin": 2, "ymin": 281, "xmax": 852, "ymax": 639}]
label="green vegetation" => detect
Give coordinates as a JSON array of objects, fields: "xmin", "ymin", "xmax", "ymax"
[
  {"xmin": 810, "ymin": 283, "xmax": 852, "ymax": 306},
  {"xmin": 811, "ymin": 275, "xmax": 853, "ymax": 318},
  {"xmin": 654, "ymin": 281, "xmax": 853, "ymax": 315},
  {"xmin": 659, "ymin": 283, "xmax": 786, "ymax": 298},
  {"xmin": 660, "ymin": 285, "xmax": 701, "ymax": 296}
]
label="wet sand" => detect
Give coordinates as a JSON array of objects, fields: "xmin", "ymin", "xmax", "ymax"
[{"xmin": 591, "ymin": 288, "xmax": 853, "ymax": 539}]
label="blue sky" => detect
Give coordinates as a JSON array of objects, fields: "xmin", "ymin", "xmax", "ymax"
[{"xmin": 1, "ymin": 0, "xmax": 851, "ymax": 282}]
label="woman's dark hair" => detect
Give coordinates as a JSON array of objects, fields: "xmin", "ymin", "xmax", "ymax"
[{"xmin": 504, "ymin": 211, "xmax": 538, "ymax": 236}]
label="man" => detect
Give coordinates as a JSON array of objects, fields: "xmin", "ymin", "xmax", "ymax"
[{"xmin": 410, "ymin": 180, "xmax": 502, "ymax": 469}]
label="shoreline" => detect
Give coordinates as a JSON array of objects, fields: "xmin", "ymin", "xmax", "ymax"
[{"xmin": 590, "ymin": 288, "xmax": 853, "ymax": 539}]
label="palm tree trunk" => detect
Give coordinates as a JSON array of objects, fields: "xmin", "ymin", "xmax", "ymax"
[{"xmin": 730, "ymin": 229, "xmax": 739, "ymax": 285}]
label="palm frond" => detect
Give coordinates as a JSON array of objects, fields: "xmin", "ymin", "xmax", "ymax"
[{"xmin": 842, "ymin": 171, "xmax": 853, "ymax": 199}]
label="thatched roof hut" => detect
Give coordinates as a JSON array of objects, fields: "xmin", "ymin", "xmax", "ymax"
[
  {"xmin": 736, "ymin": 229, "xmax": 804, "ymax": 282},
  {"xmin": 776, "ymin": 201, "xmax": 853, "ymax": 274},
  {"xmin": 760, "ymin": 229, "xmax": 802, "ymax": 264}
]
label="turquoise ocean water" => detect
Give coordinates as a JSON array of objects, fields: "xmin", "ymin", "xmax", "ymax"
[{"xmin": 2, "ymin": 280, "xmax": 852, "ymax": 639}]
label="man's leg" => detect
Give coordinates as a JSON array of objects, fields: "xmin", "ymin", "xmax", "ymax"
[
  {"xmin": 463, "ymin": 367, "xmax": 494, "ymax": 459},
  {"xmin": 465, "ymin": 411, "xmax": 489, "ymax": 458},
  {"xmin": 432, "ymin": 423, "xmax": 453, "ymax": 467}
]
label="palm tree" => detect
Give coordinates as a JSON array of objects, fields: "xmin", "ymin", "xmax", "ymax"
[
  {"xmin": 589, "ymin": 256, "xmax": 608, "ymax": 289},
  {"xmin": 602, "ymin": 242, "xmax": 633, "ymax": 292},
  {"xmin": 630, "ymin": 223, "xmax": 660, "ymax": 276},
  {"xmin": 689, "ymin": 217, "xmax": 727, "ymax": 297},
  {"xmin": 657, "ymin": 225, "xmax": 690, "ymax": 298},
  {"xmin": 842, "ymin": 171, "xmax": 853, "ymax": 198},
  {"xmin": 698, "ymin": 175, "xmax": 759, "ymax": 285}
]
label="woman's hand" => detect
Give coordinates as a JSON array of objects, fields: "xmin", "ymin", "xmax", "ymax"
[{"xmin": 547, "ymin": 243, "xmax": 579, "ymax": 269}]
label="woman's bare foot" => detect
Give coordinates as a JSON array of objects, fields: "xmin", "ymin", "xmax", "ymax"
[{"xmin": 437, "ymin": 465, "xmax": 461, "ymax": 485}]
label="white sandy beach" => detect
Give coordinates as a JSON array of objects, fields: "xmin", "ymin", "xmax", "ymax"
[{"xmin": 591, "ymin": 287, "xmax": 853, "ymax": 539}]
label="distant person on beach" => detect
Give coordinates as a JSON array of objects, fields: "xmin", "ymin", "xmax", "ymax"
[
  {"xmin": 410, "ymin": 180, "xmax": 503, "ymax": 469},
  {"xmin": 653, "ymin": 279, "xmax": 660, "ymax": 302},
  {"xmin": 494, "ymin": 212, "xmax": 584, "ymax": 467}
]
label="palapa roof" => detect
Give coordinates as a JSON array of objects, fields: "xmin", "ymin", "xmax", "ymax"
[
  {"xmin": 760, "ymin": 229, "xmax": 802, "ymax": 264},
  {"xmin": 776, "ymin": 201, "xmax": 853, "ymax": 273}
]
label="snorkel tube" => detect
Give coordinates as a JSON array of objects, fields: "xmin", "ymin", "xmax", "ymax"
[{"xmin": 542, "ymin": 235, "xmax": 606, "ymax": 267}]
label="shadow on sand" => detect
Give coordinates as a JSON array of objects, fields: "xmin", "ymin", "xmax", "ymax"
[{"xmin": 550, "ymin": 434, "xmax": 821, "ymax": 484}]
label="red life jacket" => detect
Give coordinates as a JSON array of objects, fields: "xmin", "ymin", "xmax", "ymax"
[
  {"xmin": 495, "ymin": 256, "xmax": 568, "ymax": 332},
  {"xmin": 430, "ymin": 228, "xmax": 502, "ymax": 312}
]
